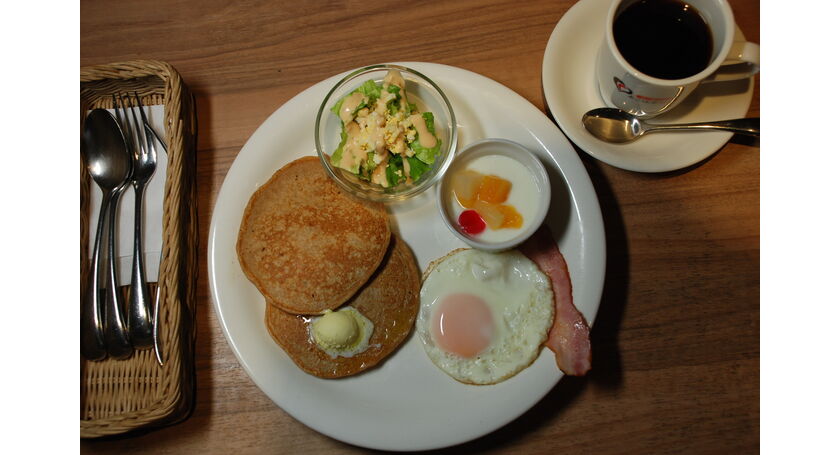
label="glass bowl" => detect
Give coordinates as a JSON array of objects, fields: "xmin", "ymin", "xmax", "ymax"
[{"xmin": 315, "ymin": 64, "xmax": 457, "ymax": 203}]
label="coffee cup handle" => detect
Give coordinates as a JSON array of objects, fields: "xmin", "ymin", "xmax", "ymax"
[{"xmin": 702, "ymin": 41, "xmax": 760, "ymax": 83}]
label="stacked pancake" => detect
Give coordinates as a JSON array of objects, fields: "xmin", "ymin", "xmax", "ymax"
[{"xmin": 237, "ymin": 157, "xmax": 420, "ymax": 378}]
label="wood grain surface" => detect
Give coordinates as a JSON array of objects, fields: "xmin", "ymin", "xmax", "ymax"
[{"xmin": 81, "ymin": 0, "xmax": 760, "ymax": 453}]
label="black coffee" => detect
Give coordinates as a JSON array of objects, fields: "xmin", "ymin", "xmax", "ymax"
[{"xmin": 613, "ymin": 0, "xmax": 713, "ymax": 80}]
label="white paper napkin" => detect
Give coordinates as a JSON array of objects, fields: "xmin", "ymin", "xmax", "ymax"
[{"xmin": 87, "ymin": 105, "xmax": 167, "ymax": 286}]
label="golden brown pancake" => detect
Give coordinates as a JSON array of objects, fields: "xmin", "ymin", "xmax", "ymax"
[
  {"xmin": 265, "ymin": 237, "xmax": 420, "ymax": 378},
  {"xmin": 237, "ymin": 156, "xmax": 391, "ymax": 315}
]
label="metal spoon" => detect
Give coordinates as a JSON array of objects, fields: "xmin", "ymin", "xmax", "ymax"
[
  {"xmin": 81, "ymin": 109, "xmax": 133, "ymax": 360},
  {"xmin": 104, "ymin": 167, "xmax": 134, "ymax": 359},
  {"xmin": 582, "ymin": 107, "xmax": 760, "ymax": 143}
]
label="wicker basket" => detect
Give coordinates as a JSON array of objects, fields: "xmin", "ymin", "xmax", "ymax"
[{"xmin": 80, "ymin": 60, "xmax": 197, "ymax": 438}]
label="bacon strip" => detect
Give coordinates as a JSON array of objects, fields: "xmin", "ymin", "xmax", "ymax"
[{"xmin": 519, "ymin": 225, "xmax": 591, "ymax": 376}]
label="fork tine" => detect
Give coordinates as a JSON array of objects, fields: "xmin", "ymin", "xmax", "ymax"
[
  {"xmin": 113, "ymin": 94, "xmax": 135, "ymax": 157},
  {"xmin": 127, "ymin": 93, "xmax": 146, "ymax": 158},
  {"xmin": 134, "ymin": 92, "xmax": 156, "ymax": 159}
]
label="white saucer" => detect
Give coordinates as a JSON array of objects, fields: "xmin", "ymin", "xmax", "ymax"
[{"xmin": 542, "ymin": 0, "xmax": 755, "ymax": 173}]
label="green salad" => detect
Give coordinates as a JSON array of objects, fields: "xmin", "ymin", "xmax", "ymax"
[{"xmin": 330, "ymin": 70, "xmax": 441, "ymax": 188}]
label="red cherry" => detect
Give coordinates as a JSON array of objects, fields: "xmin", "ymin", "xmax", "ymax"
[{"xmin": 458, "ymin": 210, "xmax": 486, "ymax": 235}]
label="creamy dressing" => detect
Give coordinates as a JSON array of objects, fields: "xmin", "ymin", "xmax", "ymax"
[
  {"xmin": 371, "ymin": 161, "xmax": 388, "ymax": 186},
  {"xmin": 383, "ymin": 69, "xmax": 408, "ymax": 110},
  {"xmin": 340, "ymin": 122, "xmax": 367, "ymax": 171},
  {"xmin": 449, "ymin": 155, "xmax": 540, "ymax": 243},
  {"xmin": 402, "ymin": 156, "xmax": 413, "ymax": 184},
  {"xmin": 339, "ymin": 92, "xmax": 365, "ymax": 125},
  {"xmin": 373, "ymin": 92, "xmax": 390, "ymax": 116},
  {"xmin": 383, "ymin": 69, "xmax": 404, "ymax": 88},
  {"xmin": 410, "ymin": 113, "xmax": 437, "ymax": 148}
]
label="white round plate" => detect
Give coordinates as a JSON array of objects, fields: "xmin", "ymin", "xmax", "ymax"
[
  {"xmin": 208, "ymin": 62, "xmax": 606, "ymax": 451},
  {"xmin": 542, "ymin": 0, "xmax": 755, "ymax": 173}
]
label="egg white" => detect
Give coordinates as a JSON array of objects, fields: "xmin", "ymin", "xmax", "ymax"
[{"xmin": 417, "ymin": 249, "xmax": 554, "ymax": 384}]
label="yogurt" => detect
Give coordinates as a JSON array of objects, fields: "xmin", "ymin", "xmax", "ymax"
[{"xmin": 447, "ymin": 154, "xmax": 540, "ymax": 243}]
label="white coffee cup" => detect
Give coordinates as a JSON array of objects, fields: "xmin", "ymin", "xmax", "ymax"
[{"xmin": 596, "ymin": 0, "xmax": 759, "ymax": 118}]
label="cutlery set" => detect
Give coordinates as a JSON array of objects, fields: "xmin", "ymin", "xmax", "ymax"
[{"xmin": 81, "ymin": 93, "xmax": 163, "ymax": 363}]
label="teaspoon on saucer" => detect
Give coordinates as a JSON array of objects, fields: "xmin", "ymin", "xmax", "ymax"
[{"xmin": 582, "ymin": 107, "xmax": 760, "ymax": 144}]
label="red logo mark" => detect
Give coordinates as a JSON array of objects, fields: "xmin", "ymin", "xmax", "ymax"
[{"xmin": 614, "ymin": 77, "xmax": 632, "ymax": 94}]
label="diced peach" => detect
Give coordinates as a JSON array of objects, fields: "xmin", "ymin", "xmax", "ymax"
[
  {"xmin": 498, "ymin": 204, "xmax": 523, "ymax": 229},
  {"xmin": 452, "ymin": 170, "xmax": 484, "ymax": 208},
  {"xmin": 474, "ymin": 200, "xmax": 505, "ymax": 229},
  {"xmin": 477, "ymin": 175, "xmax": 512, "ymax": 204}
]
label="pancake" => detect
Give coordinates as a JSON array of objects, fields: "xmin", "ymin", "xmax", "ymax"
[
  {"xmin": 237, "ymin": 156, "xmax": 391, "ymax": 315},
  {"xmin": 265, "ymin": 236, "xmax": 420, "ymax": 378}
]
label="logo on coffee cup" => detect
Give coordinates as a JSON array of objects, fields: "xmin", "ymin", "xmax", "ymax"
[{"xmin": 613, "ymin": 77, "xmax": 632, "ymax": 95}]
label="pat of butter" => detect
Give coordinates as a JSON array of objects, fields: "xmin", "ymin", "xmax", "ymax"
[{"xmin": 313, "ymin": 310, "xmax": 360, "ymax": 350}]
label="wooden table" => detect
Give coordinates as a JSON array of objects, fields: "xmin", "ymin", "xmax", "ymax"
[{"xmin": 81, "ymin": 0, "xmax": 759, "ymax": 452}]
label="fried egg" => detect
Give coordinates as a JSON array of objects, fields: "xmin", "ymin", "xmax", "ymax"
[{"xmin": 417, "ymin": 249, "xmax": 554, "ymax": 384}]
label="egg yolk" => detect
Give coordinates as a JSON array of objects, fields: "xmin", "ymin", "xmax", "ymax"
[{"xmin": 432, "ymin": 293, "xmax": 494, "ymax": 358}]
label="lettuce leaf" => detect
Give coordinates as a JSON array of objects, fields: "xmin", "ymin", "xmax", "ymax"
[
  {"xmin": 385, "ymin": 84, "xmax": 402, "ymax": 115},
  {"xmin": 422, "ymin": 112, "xmax": 436, "ymax": 133},
  {"xmin": 386, "ymin": 155, "xmax": 404, "ymax": 187},
  {"xmin": 409, "ymin": 112, "xmax": 441, "ymax": 165},
  {"xmin": 330, "ymin": 123, "xmax": 348, "ymax": 167},
  {"xmin": 330, "ymin": 96, "xmax": 365, "ymax": 118},
  {"xmin": 413, "ymin": 140, "xmax": 441, "ymax": 165},
  {"xmin": 360, "ymin": 80, "xmax": 381, "ymax": 101},
  {"xmin": 330, "ymin": 97, "xmax": 344, "ymax": 117},
  {"xmin": 330, "ymin": 79, "xmax": 382, "ymax": 117},
  {"xmin": 364, "ymin": 151, "xmax": 377, "ymax": 174},
  {"xmin": 406, "ymin": 155, "xmax": 430, "ymax": 181}
]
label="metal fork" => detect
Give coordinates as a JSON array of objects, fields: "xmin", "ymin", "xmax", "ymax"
[{"xmin": 114, "ymin": 93, "xmax": 157, "ymax": 350}]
